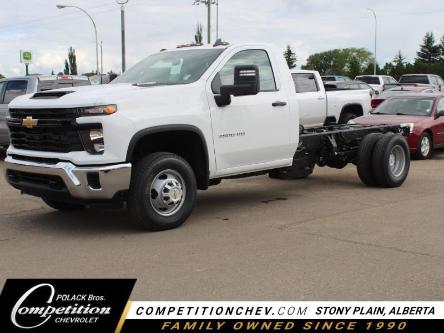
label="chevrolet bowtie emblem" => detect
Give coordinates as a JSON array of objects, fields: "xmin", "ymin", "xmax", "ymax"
[{"xmin": 22, "ymin": 116, "xmax": 38, "ymax": 128}]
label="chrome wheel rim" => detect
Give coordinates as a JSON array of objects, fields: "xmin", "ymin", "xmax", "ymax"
[
  {"xmin": 149, "ymin": 169, "xmax": 186, "ymax": 216},
  {"xmin": 420, "ymin": 136, "xmax": 431, "ymax": 157},
  {"xmin": 389, "ymin": 145, "xmax": 406, "ymax": 178}
]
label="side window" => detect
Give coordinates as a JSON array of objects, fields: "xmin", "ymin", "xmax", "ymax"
[
  {"xmin": 212, "ymin": 49, "xmax": 277, "ymax": 94},
  {"xmin": 431, "ymin": 76, "xmax": 438, "ymax": 85},
  {"xmin": 0, "ymin": 82, "xmax": 6, "ymax": 104},
  {"xmin": 3, "ymin": 80, "xmax": 28, "ymax": 104},
  {"xmin": 438, "ymin": 98, "xmax": 444, "ymax": 112},
  {"xmin": 389, "ymin": 77, "xmax": 397, "ymax": 84},
  {"xmin": 382, "ymin": 77, "xmax": 390, "ymax": 84},
  {"xmin": 292, "ymin": 73, "xmax": 319, "ymax": 93}
]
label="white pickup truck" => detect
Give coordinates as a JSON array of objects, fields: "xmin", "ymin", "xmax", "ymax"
[
  {"xmin": 4, "ymin": 43, "xmax": 411, "ymax": 230},
  {"xmin": 291, "ymin": 69, "xmax": 372, "ymax": 127}
]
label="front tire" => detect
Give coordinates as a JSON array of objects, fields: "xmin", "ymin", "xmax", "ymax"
[
  {"xmin": 414, "ymin": 132, "xmax": 432, "ymax": 160},
  {"xmin": 128, "ymin": 153, "xmax": 197, "ymax": 230}
]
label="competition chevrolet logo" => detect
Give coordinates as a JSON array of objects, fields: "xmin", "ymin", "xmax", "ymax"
[{"xmin": 22, "ymin": 116, "xmax": 38, "ymax": 128}]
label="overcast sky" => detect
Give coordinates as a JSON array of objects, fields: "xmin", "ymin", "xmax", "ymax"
[{"xmin": 0, "ymin": 0, "xmax": 443, "ymax": 77}]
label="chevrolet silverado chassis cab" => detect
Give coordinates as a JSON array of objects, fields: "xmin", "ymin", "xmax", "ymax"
[{"xmin": 4, "ymin": 44, "xmax": 412, "ymax": 230}]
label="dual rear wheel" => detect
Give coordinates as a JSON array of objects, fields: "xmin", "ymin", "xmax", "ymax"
[{"xmin": 357, "ymin": 133, "xmax": 410, "ymax": 188}]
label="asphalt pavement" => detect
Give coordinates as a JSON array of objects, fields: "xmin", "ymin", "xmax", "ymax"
[{"xmin": 0, "ymin": 153, "xmax": 443, "ymax": 300}]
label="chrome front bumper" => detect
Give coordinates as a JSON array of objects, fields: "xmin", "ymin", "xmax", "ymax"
[{"xmin": 4, "ymin": 156, "xmax": 132, "ymax": 200}]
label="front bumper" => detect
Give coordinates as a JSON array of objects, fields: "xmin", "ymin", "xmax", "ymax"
[{"xmin": 4, "ymin": 155, "xmax": 132, "ymax": 200}]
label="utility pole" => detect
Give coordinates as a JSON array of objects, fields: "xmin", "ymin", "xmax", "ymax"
[
  {"xmin": 116, "ymin": 0, "xmax": 128, "ymax": 73},
  {"xmin": 100, "ymin": 40, "xmax": 103, "ymax": 84},
  {"xmin": 367, "ymin": 8, "xmax": 377, "ymax": 75}
]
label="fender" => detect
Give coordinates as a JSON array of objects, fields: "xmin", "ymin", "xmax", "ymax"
[{"xmin": 126, "ymin": 124, "xmax": 210, "ymax": 183}]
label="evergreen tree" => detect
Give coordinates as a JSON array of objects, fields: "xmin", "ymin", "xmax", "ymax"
[
  {"xmin": 416, "ymin": 32, "xmax": 441, "ymax": 63},
  {"xmin": 64, "ymin": 59, "xmax": 69, "ymax": 75},
  {"xmin": 68, "ymin": 47, "xmax": 77, "ymax": 75},
  {"xmin": 283, "ymin": 45, "xmax": 297, "ymax": 69},
  {"xmin": 195, "ymin": 23, "xmax": 203, "ymax": 45}
]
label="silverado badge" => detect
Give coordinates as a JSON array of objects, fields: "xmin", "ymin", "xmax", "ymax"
[{"xmin": 22, "ymin": 116, "xmax": 38, "ymax": 129}]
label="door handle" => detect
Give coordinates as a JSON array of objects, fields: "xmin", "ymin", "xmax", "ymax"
[{"xmin": 272, "ymin": 101, "xmax": 287, "ymax": 107}]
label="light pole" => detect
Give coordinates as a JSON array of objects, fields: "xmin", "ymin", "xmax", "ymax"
[
  {"xmin": 367, "ymin": 8, "xmax": 377, "ymax": 75},
  {"xmin": 116, "ymin": 0, "xmax": 128, "ymax": 73},
  {"xmin": 193, "ymin": 0, "xmax": 217, "ymax": 44},
  {"xmin": 57, "ymin": 4, "xmax": 99, "ymax": 74}
]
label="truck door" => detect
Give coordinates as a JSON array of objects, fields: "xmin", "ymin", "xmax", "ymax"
[
  {"xmin": 291, "ymin": 73, "xmax": 326, "ymax": 127},
  {"xmin": 207, "ymin": 49, "xmax": 292, "ymax": 174}
]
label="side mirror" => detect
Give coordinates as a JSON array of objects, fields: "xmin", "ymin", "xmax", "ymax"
[
  {"xmin": 214, "ymin": 65, "xmax": 260, "ymax": 107},
  {"xmin": 437, "ymin": 109, "xmax": 444, "ymax": 117}
]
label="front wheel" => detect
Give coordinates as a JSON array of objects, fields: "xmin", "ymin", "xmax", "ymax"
[
  {"xmin": 414, "ymin": 132, "xmax": 432, "ymax": 160},
  {"xmin": 128, "ymin": 152, "xmax": 197, "ymax": 230}
]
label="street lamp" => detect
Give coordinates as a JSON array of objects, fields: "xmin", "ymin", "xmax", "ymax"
[
  {"xmin": 116, "ymin": 0, "xmax": 129, "ymax": 73},
  {"xmin": 367, "ymin": 8, "xmax": 377, "ymax": 75},
  {"xmin": 193, "ymin": 0, "xmax": 218, "ymax": 44},
  {"xmin": 57, "ymin": 4, "xmax": 99, "ymax": 75}
]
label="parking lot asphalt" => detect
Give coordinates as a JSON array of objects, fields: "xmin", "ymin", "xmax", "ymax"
[{"xmin": 0, "ymin": 153, "xmax": 443, "ymax": 301}]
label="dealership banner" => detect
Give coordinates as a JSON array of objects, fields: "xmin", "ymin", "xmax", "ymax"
[{"xmin": 1, "ymin": 280, "xmax": 443, "ymax": 332}]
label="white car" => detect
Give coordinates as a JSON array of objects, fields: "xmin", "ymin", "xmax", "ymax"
[
  {"xmin": 4, "ymin": 43, "xmax": 411, "ymax": 230},
  {"xmin": 355, "ymin": 75, "xmax": 398, "ymax": 94},
  {"xmin": 399, "ymin": 74, "xmax": 444, "ymax": 91}
]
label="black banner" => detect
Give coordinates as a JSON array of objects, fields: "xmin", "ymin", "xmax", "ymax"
[
  {"xmin": 0, "ymin": 279, "xmax": 135, "ymax": 333},
  {"xmin": 120, "ymin": 319, "xmax": 444, "ymax": 333}
]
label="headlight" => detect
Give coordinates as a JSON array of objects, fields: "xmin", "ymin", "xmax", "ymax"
[
  {"xmin": 400, "ymin": 123, "xmax": 414, "ymax": 134},
  {"xmin": 79, "ymin": 127, "xmax": 105, "ymax": 154},
  {"xmin": 80, "ymin": 104, "xmax": 117, "ymax": 116}
]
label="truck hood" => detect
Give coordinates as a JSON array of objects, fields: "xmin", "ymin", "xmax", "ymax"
[{"xmin": 9, "ymin": 83, "xmax": 201, "ymax": 109}]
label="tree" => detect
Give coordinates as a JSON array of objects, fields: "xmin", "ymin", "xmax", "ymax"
[
  {"xmin": 68, "ymin": 47, "xmax": 77, "ymax": 75},
  {"xmin": 302, "ymin": 48, "xmax": 373, "ymax": 77},
  {"xmin": 283, "ymin": 45, "xmax": 297, "ymax": 69},
  {"xmin": 64, "ymin": 59, "xmax": 69, "ymax": 75},
  {"xmin": 416, "ymin": 32, "xmax": 440, "ymax": 64},
  {"xmin": 0, "ymin": 73, "xmax": 4, "ymax": 79},
  {"xmin": 194, "ymin": 23, "xmax": 203, "ymax": 45}
]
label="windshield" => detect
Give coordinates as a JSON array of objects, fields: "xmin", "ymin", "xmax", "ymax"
[
  {"xmin": 357, "ymin": 76, "xmax": 380, "ymax": 85},
  {"xmin": 372, "ymin": 98, "xmax": 435, "ymax": 116},
  {"xmin": 399, "ymin": 75, "xmax": 429, "ymax": 84},
  {"xmin": 113, "ymin": 49, "xmax": 224, "ymax": 86}
]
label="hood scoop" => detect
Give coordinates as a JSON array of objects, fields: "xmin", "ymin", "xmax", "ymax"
[{"xmin": 32, "ymin": 91, "xmax": 74, "ymax": 99}]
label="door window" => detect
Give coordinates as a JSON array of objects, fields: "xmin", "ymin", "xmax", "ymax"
[
  {"xmin": 292, "ymin": 73, "xmax": 319, "ymax": 93},
  {"xmin": 437, "ymin": 98, "xmax": 444, "ymax": 112},
  {"xmin": 212, "ymin": 49, "xmax": 277, "ymax": 94},
  {"xmin": 3, "ymin": 80, "xmax": 28, "ymax": 104}
]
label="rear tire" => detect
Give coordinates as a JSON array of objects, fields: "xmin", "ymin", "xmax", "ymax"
[
  {"xmin": 42, "ymin": 198, "xmax": 85, "ymax": 211},
  {"xmin": 372, "ymin": 134, "xmax": 410, "ymax": 188},
  {"xmin": 128, "ymin": 152, "xmax": 197, "ymax": 230},
  {"xmin": 340, "ymin": 112, "xmax": 357, "ymax": 124},
  {"xmin": 414, "ymin": 132, "xmax": 432, "ymax": 160},
  {"xmin": 357, "ymin": 133, "xmax": 383, "ymax": 186}
]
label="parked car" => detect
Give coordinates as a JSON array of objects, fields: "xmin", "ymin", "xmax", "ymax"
[
  {"xmin": 352, "ymin": 93, "xmax": 444, "ymax": 159},
  {"xmin": 0, "ymin": 75, "xmax": 90, "ymax": 149},
  {"xmin": 399, "ymin": 74, "xmax": 444, "ymax": 91},
  {"xmin": 355, "ymin": 75, "xmax": 398, "ymax": 94},
  {"xmin": 370, "ymin": 85, "xmax": 436, "ymax": 109},
  {"xmin": 292, "ymin": 70, "xmax": 372, "ymax": 126},
  {"xmin": 3, "ymin": 44, "xmax": 411, "ymax": 230},
  {"xmin": 321, "ymin": 75, "xmax": 352, "ymax": 82}
]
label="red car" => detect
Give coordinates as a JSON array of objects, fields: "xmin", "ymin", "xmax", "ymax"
[{"xmin": 352, "ymin": 93, "xmax": 444, "ymax": 159}]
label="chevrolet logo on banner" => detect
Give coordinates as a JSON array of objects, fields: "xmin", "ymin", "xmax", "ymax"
[{"xmin": 22, "ymin": 116, "xmax": 38, "ymax": 128}]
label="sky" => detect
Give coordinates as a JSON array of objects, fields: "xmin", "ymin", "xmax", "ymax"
[{"xmin": 0, "ymin": 0, "xmax": 443, "ymax": 77}]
